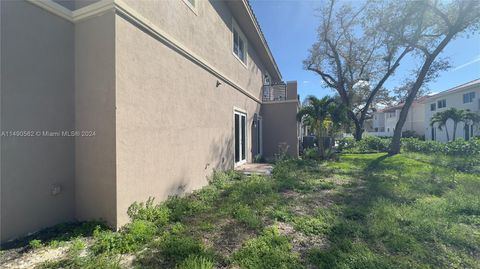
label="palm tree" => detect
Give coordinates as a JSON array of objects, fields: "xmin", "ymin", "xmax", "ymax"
[
  {"xmin": 431, "ymin": 108, "xmax": 480, "ymax": 141},
  {"xmin": 297, "ymin": 96, "xmax": 348, "ymax": 158},
  {"xmin": 446, "ymin": 108, "xmax": 466, "ymax": 140},
  {"xmin": 462, "ymin": 110, "xmax": 480, "ymax": 139},
  {"xmin": 430, "ymin": 111, "xmax": 450, "ymax": 141}
]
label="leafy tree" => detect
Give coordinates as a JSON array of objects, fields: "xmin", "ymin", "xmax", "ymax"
[
  {"xmin": 297, "ymin": 96, "xmax": 347, "ymax": 158},
  {"xmin": 389, "ymin": 0, "xmax": 480, "ymax": 154},
  {"xmin": 392, "ymin": 80, "xmax": 430, "ymax": 103},
  {"xmin": 305, "ymin": 0, "xmax": 413, "ymax": 141}
]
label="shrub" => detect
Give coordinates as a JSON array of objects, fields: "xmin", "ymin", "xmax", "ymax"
[
  {"xmin": 127, "ymin": 197, "xmax": 170, "ymax": 225},
  {"xmin": 29, "ymin": 239, "xmax": 43, "ymax": 249},
  {"xmin": 91, "ymin": 220, "xmax": 156, "ymax": 255},
  {"xmin": 337, "ymin": 136, "xmax": 390, "ymax": 153},
  {"xmin": 232, "ymin": 227, "xmax": 302, "ymax": 269},
  {"xmin": 402, "ymin": 130, "xmax": 424, "ymax": 139},
  {"xmin": 165, "ymin": 196, "xmax": 204, "ymax": 222},
  {"xmin": 401, "ymin": 137, "xmax": 480, "ymax": 156},
  {"xmin": 336, "ymin": 137, "xmax": 356, "ymax": 151},
  {"xmin": 303, "ymin": 147, "xmax": 319, "ymax": 160}
]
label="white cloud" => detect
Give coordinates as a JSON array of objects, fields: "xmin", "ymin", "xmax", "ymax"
[
  {"xmin": 452, "ymin": 55, "xmax": 480, "ymax": 71},
  {"xmin": 302, "ymin": 80, "xmax": 310, "ymax": 84}
]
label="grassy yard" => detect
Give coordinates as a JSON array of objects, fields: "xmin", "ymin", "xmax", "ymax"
[{"xmin": 2, "ymin": 153, "xmax": 479, "ymax": 268}]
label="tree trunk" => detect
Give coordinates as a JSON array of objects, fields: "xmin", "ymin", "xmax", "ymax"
[
  {"xmin": 354, "ymin": 124, "xmax": 364, "ymax": 141},
  {"xmin": 348, "ymin": 110, "xmax": 363, "ymax": 141},
  {"xmin": 390, "ymin": 33, "xmax": 455, "ymax": 155},
  {"xmin": 445, "ymin": 127, "xmax": 450, "ymax": 142},
  {"xmin": 316, "ymin": 121, "xmax": 325, "ymax": 159},
  {"xmin": 452, "ymin": 122, "xmax": 457, "ymax": 141}
]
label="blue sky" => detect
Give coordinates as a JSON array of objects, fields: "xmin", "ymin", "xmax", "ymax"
[{"xmin": 250, "ymin": 0, "xmax": 480, "ymax": 101}]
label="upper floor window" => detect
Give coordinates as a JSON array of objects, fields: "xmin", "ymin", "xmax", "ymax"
[
  {"xmin": 182, "ymin": 0, "xmax": 197, "ymax": 14},
  {"xmin": 437, "ymin": 99, "xmax": 446, "ymax": 109},
  {"xmin": 232, "ymin": 21, "xmax": 247, "ymax": 65},
  {"xmin": 463, "ymin": 92, "xmax": 475, "ymax": 103},
  {"xmin": 430, "ymin": 103, "xmax": 436, "ymax": 111}
]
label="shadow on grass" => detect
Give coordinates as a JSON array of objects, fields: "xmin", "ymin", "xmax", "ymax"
[
  {"xmin": 307, "ymin": 153, "xmax": 478, "ymax": 268},
  {"xmin": 1, "ymin": 221, "xmax": 108, "ymax": 251}
]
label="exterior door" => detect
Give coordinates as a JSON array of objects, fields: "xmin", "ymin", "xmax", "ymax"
[{"xmin": 235, "ymin": 111, "xmax": 247, "ymax": 165}]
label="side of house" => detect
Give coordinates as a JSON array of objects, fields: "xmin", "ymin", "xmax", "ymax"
[
  {"xmin": 422, "ymin": 79, "xmax": 480, "ymax": 142},
  {"xmin": 368, "ymin": 101, "xmax": 425, "ymax": 137},
  {"xmin": 1, "ymin": 0, "xmax": 299, "ymax": 243}
]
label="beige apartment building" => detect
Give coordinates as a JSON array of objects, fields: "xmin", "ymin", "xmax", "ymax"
[{"xmin": 0, "ymin": 0, "xmax": 299, "ymax": 243}]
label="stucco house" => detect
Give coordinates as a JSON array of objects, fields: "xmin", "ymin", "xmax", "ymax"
[
  {"xmin": 0, "ymin": 0, "xmax": 299, "ymax": 243},
  {"xmin": 367, "ymin": 99, "xmax": 426, "ymax": 137},
  {"xmin": 421, "ymin": 79, "xmax": 480, "ymax": 141}
]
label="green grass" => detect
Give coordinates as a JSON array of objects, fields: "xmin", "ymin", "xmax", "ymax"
[{"xmin": 13, "ymin": 152, "xmax": 479, "ymax": 269}]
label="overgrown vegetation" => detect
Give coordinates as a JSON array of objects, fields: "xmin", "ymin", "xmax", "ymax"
[
  {"xmin": 337, "ymin": 137, "xmax": 480, "ymax": 173},
  {"xmin": 6, "ymin": 153, "xmax": 479, "ymax": 268}
]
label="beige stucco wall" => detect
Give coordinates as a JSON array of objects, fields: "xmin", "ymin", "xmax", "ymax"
[
  {"xmin": 1, "ymin": 0, "xmax": 75, "ymax": 242},
  {"xmin": 1, "ymin": 0, "xmax": 293, "ymax": 241},
  {"xmin": 74, "ymin": 11, "xmax": 117, "ymax": 227},
  {"xmin": 114, "ymin": 11, "xmax": 262, "ymax": 226},
  {"xmin": 122, "ymin": 0, "xmax": 268, "ymax": 100}
]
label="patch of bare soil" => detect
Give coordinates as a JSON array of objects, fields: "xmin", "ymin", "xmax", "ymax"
[
  {"xmin": 202, "ymin": 218, "xmax": 256, "ymax": 259},
  {"xmin": 276, "ymin": 221, "xmax": 329, "ymax": 255},
  {"xmin": 1, "ymin": 246, "xmax": 68, "ymax": 269}
]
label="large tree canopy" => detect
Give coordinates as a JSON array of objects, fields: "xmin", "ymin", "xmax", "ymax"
[
  {"xmin": 389, "ymin": 0, "xmax": 480, "ymax": 154},
  {"xmin": 304, "ymin": 0, "xmax": 413, "ymax": 140}
]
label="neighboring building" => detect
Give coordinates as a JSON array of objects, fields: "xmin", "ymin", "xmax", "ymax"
[
  {"xmin": 421, "ymin": 79, "xmax": 480, "ymax": 142},
  {"xmin": 367, "ymin": 99, "xmax": 426, "ymax": 137},
  {"xmin": 0, "ymin": 0, "xmax": 299, "ymax": 243}
]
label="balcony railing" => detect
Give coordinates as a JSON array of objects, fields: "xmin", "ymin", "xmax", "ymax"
[{"xmin": 262, "ymin": 83, "xmax": 287, "ymax": 102}]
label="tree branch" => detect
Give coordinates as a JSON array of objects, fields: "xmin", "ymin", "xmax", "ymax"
[
  {"xmin": 359, "ymin": 46, "xmax": 411, "ymax": 122},
  {"xmin": 307, "ymin": 66, "xmax": 338, "ymax": 88}
]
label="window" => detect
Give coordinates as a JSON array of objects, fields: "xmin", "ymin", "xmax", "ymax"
[
  {"xmin": 437, "ymin": 99, "xmax": 446, "ymax": 109},
  {"xmin": 430, "ymin": 103, "xmax": 436, "ymax": 111},
  {"xmin": 181, "ymin": 0, "xmax": 197, "ymax": 13},
  {"xmin": 463, "ymin": 92, "xmax": 475, "ymax": 103},
  {"xmin": 232, "ymin": 21, "xmax": 247, "ymax": 65}
]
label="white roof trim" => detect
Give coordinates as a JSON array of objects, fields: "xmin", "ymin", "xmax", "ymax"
[
  {"xmin": 27, "ymin": 0, "xmax": 115, "ymax": 22},
  {"xmin": 419, "ymin": 79, "xmax": 480, "ymax": 103}
]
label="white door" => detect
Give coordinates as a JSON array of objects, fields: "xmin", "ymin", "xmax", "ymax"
[{"xmin": 235, "ymin": 111, "xmax": 247, "ymax": 165}]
